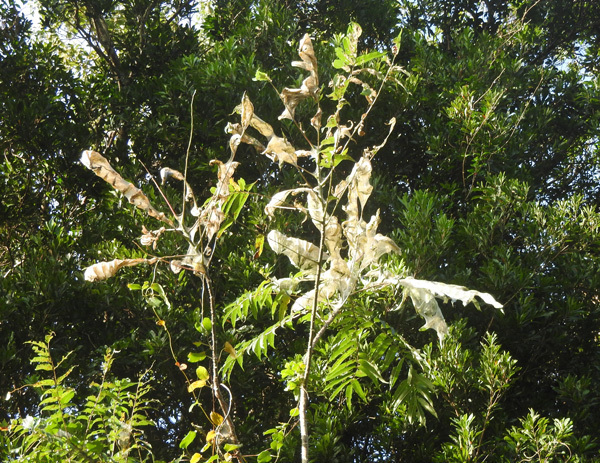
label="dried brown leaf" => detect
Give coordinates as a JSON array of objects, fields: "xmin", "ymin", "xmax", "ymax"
[
  {"xmin": 265, "ymin": 190, "xmax": 295, "ymax": 217},
  {"xmin": 405, "ymin": 286, "xmax": 449, "ymax": 341},
  {"xmin": 279, "ymin": 87, "xmax": 305, "ymax": 121},
  {"xmin": 324, "ymin": 216, "xmax": 343, "ymax": 259},
  {"xmin": 267, "ymin": 230, "xmax": 323, "ymax": 275},
  {"xmin": 229, "ymin": 134, "xmax": 241, "ymax": 156},
  {"xmin": 311, "ymin": 107, "xmax": 322, "ymax": 131},
  {"xmin": 84, "ymin": 258, "xmax": 152, "ymax": 282},
  {"xmin": 279, "ymin": 34, "xmax": 319, "ymax": 121},
  {"xmin": 305, "ymin": 189, "xmax": 324, "ymax": 226},
  {"xmin": 263, "ymin": 136, "xmax": 297, "ymax": 167},
  {"xmin": 296, "ymin": 34, "xmax": 317, "ymax": 72},
  {"xmin": 225, "ymin": 122, "xmax": 266, "ymax": 152},
  {"xmin": 210, "ymin": 159, "xmax": 240, "ymax": 202},
  {"xmin": 200, "ymin": 206, "xmax": 225, "ymax": 242},
  {"xmin": 240, "ymin": 92, "xmax": 254, "ymax": 131},
  {"xmin": 354, "ymin": 156, "xmax": 373, "ymax": 210},
  {"xmin": 248, "ymin": 114, "xmax": 274, "ymax": 139},
  {"xmin": 81, "ymin": 150, "xmax": 172, "ymax": 226},
  {"xmin": 160, "ymin": 167, "xmax": 185, "ymax": 183}
]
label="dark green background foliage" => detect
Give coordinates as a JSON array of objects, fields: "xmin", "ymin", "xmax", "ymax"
[{"xmin": 1, "ymin": 0, "xmax": 599, "ymax": 461}]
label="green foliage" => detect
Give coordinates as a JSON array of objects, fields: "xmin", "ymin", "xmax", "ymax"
[
  {"xmin": 3, "ymin": 0, "xmax": 600, "ymax": 461},
  {"xmin": 503, "ymin": 411, "xmax": 577, "ymax": 463},
  {"xmin": 5, "ymin": 334, "xmax": 155, "ymax": 462}
]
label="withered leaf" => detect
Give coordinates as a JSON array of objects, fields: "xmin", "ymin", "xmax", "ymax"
[
  {"xmin": 84, "ymin": 258, "xmax": 154, "ymax": 282},
  {"xmin": 160, "ymin": 167, "xmax": 185, "ymax": 183},
  {"xmin": 267, "ymin": 230, "xmax": 323, "ymax": 275},
  {"xmin": 279, "ymin": 34, "xmax": 319, "ymax": 121},
  {"xmin": 240, "ymin": 92, "xmax": 254, "ymax": 132},
  {"xmin": 81, "ymin": 150, "xmax": 172, "ymax": 226},
  {"xmin": 225, "ymin": 122, "xmax": 266, "ymax": 153},
  {"xmin": 263, "ymin": 136, "xmax": 297, "ymax": 167}
]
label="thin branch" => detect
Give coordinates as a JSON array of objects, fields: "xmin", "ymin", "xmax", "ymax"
[
  {"xmin": 298, "ymin": 201, "xmax": 327, "ymax": 463},
  {"xmin": 181, "ymin": 89, "xmax": 197, "ymax": 222},
  {"xmin": 205, "ymin": 274, "xmax": 241, "ymax": 450}
]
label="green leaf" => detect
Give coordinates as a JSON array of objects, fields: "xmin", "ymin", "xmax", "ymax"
[
  {"xmin": 59, "ymin": 389, "xmax": 75, "ymax": 406},
  {"xmin": 357, "ymin": 357, "xmax": 387, "ymax": 384},
  {"xmin": 196, "ymin": 366, "xmax": 209, "ymax": 381},
  {"xmin": 187, "ymin": 352, "xmax": 206, "ymax": 363},
  {"xmin": 254, "ymin": 70, "xmax": 272, "ymax": 82},
  {"xmin": 224, "ymin": 443, "xmax": 242, "ymax": 452},
  {"xmin": 34, "ymin": 364, "xmax": 54, "ymax": 371},
  {"xmin": 325, "ymin": 358, "xmax": 355, "ymax": 384},
  {"xmin": 35, "ymin": 379, "xmax": 56, "ymax": 387},
  {"xmin": 257, "ymin": 450, "xmax": 272, "ymax": 462},
  {"xmin": 333, "ymin": 59, "xmax": 349, "ymax": 70},
  {"xmin": 179, "ymin": 430, "xmax": 197, "ymax": 449},
  {"xmin": 351, "ymin": 379, "xmax": 367, "ymax": 402},
  {"xmin": 355, "ymin": 51, "xmax": 386, "ymax": 66},
  {"xmin": 345, "ymin": 381, "xmax": 354, "ymax": 408},
  {"xmin": 333, "ymin": 152, "xmax": 354, "ymax": 167},
  {"xmin": 150, "ymin": 283, "xmax": 162, "ymax": 292},
  {"xmin": 325, "ymin": 115, "xmax": 337, "ymax": 128}
]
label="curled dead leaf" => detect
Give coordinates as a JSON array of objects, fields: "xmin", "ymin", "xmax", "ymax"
[
  {"xmin": 225, "ymin": 122, "xmax": 266, "ymax": 152},
  {"xmin": 311, "ymin": 107, "xmax": 322, "ymax": 131},
  {"xmin": 279, "ymin": 34, "xmax": 319, "ymax": 121},
  {"xmin": 248, "ymin": 114, "xmax": 274, "ymax": 139},
  {"xmin": 84, "ymin": 258, "xmax": 155, "ymax": 282},
  {"xmin": 240, "ymin": 92, "xmax": 254, "ymax": 131},
  {"xmin": 263, "ymin": 136, "xmax": 297, "ymax": 167},
  {"xmin": 267, "ymin": 230, "xmax": 323, "ymax": 275},
  {"xmin": 177, "ymin": 362, "xmax": 188, "ymax": 371},
  {"xmin": 81, "ymin": 150, "xmax": 172, "ymax": 226},
  {"xmin": 160, "ymin": 167, "xmax": 184, "ymax": 183},
  {"xmin": 265, "ymin": 190, "xmax": 294, "ymax": 217},
  {"xmin": 405, "ymin": 286, "xmax": 449, "ymax": 341}
]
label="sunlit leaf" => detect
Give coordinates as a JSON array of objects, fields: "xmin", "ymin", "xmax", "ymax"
[
  {"xmin": 188, "ymin": 380, "xmax": 206, "ymax": 392},
  {"xmin": 240, "ymin": 92, "xmax": 254, "ymax": 132},
  {"xmin": 355, "ymin": 50, "xmax": 386, "ymax": 66},
  {"xmin": 80, "ymin": 150, "xmax": 172, "ymax": 225},
  {"xmin": 224, "ymin": 341, "xmax": 237, "ymax": 358},
  {"xmin": 253, "ymin": 70, "xmax": 272, "ymax": 82},
  {"xmin": 210, "ymin": 411, "xmax": 224, "ymax": 426},
  {"xmin": 267, "ymin": 230, "xmax": 323, "ymax": 275},
  {"xmin": 206, "ymin": 429, "xmax": 216, "ymax": 442},
  {"xmin": 179, "ymin": 430, "xmax": 197, "ymax": 449},
  {"xmin": 188, "ymin": 352, "xmax": 206, "ymax": 363},
  {"xmin": 257, "ymin": 450, "xmax": 272, "ymax": 462},
  {"xmin": 196, "ymin": 366, "xmax": 209, "ymax": 381},
  {"xmin": 84, "ymin": 258, "xmax": 155, "ymax": 282}
]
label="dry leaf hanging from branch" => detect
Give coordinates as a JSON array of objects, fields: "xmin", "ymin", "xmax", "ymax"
[
  {"xmin": 81, "ymin": 150, "xmax": 173, "ymax": 226},
  {"xmin": 405, "ymin": 286, "xmax": 449, "ymax": 340},
  {"xmin": 233, "ymin": 94, "xmax": 304, "ymax": 168},
  {"xmin": 225, "ymin": 123, "xmax": 266, "ymax": 153},
  {"xmin": 196, "ymin": 159, "xmax": 241, "ymax": 243},
  {"xmin": 84, "ymin": 258, "xmax": 157, "ymax": 282},
  {"xmin": 280, "ymin": 34, "xmax": 319, "ymax": 121},
  {"xmin": 267, "ymin": 230, "xmax": 324, "ymax": 275}
]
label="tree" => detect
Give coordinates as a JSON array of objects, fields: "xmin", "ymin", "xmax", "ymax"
[{"xmin": 2, "ymin": 0, "xmax": 600, "ymax": 461}]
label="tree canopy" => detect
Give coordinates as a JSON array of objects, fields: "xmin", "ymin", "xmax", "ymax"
[{"xmin": 1, "ymin": 0, "xmax": 600, "ymax": 462}]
